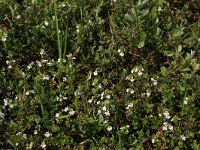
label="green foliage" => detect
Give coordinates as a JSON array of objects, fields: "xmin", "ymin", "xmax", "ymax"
[{"xmin": 0, "ymin": 0, "xmax": 200, "ymax": 149}]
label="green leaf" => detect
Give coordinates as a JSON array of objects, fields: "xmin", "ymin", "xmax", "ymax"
[
  {"xmin": 161, "ymin": 66, "xmax": 168, "ymax": 77},
  {"xmin": 138, "ymin": 32, "xmax": 146, "ymax": 48}
]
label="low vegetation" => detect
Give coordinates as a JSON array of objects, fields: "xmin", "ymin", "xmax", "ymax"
[{"xmin": 0, "ymin": 0, "xmax": 200, "ymax": 149}]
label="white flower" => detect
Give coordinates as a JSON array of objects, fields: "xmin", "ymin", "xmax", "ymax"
[
  {"xmin": 107, "ymin": 126, "xmax": 112, "ymax": 131},
  {"xmin": 88, "ymin": 99, "xmax": 92, "ymax": 103},
  {"xmin": 63, "ymin": 107, "xmax": 68, "ymax": 112},
  {"xmin": 119, "ymin": 52, "xmax": 124, "ymax": 57},
  {"xmin": 138, "ymin": 71, "xmax": 143, "ymax": 76},
  {"xmin": 162, "ymin": 125, "xmax": 167, "ymax": 131},
  {"xmin": 26, "ymin": 91, "xmax": 30, "ymax": 96},
  {"xmin": 126, "ymin": 88, "xmax": 130, "ymax": 93},
  {"xmin": 6, "ymin": 60, "xmax": 10, "ymax": 64},
  {"xmin": 163, "ymin": 110, "xmax": 171, "ymax": 119},
  {"xmin": 162, "ymin": 122, "xmax": 168, "ymax": 131},
  {"xmin": 153, "ymin": 81, "xmax": 157, "ymax": 86},
  {"xmin": 8, "ymin": 65, "xmax": 12, "ymax": 69},
  {"xmin": 94, "ymin": 70, "xmax": 98, "ymax": 76},
  {"xmin": 76, "ymin": 25, "xmax": 80, "ymax": 33},
  {"xmin": 3, "ymin": 99, "xmax": 8, "ymax": 106},
  {"xmin": 69, "ymin": 110, "xmax": 75, "ymax": 115},
  {"xmin": 184, "ymin": 97, "xmax": 188, "ymax": 105},
  {"xmin": 152, "ymin": 139, "xmax": 155, "ymax": 143},
  {"xmin": 169, "ymin": 124, "xmax": 173, "ymax": 131},
  {"xmin": 158, "ymin": 6, "xmax": 162, "ymax": 11},
  {"xmin": 40, "ymin": 49, "xmax": 45, "ymax": 55},
  {"xmin": 63, "ymin": 77, "xmax": 67, "ymax": 81},
  {"xmin": 128, "ymin": 103, "xmax": 133, "ymax": 108},
  {"xmin": 36, "ymin": 61, "xmax": 42, "ymax": 67},
  {"xmin": 97, "ymin": 110, "xmax": 101, "ymax": 114},
  {"xmin": 102, "ymin": 106, "xmax": 107, "ymax": 111},
  {"xmin": 31, "ymin": 90, "xmax": 35, "ymax": 94},
  {"xmin": 44, "ymin": 132, "xmax": 51, "ymax": 138},
  {"xmin": 104, "ymin": 110, "xmax": 110, "ymax": 116},
  {"xmin": 130, "ymin": 89, "xmax": 135, "ymax": 94},
  {"xmin": 44, "ymin": 21, "xmax": 49, "ymax": 26},
  {"xmin": 16, "ymin": 15, "xmax": 21, "ymax": 19},
  {"xmin": 106, "ymin": 94, "xmax": 111, "ymax": 99},
  {"xmin": 146, "ymin": 91, "xmax": 151, "ymax": 97},
  {"xmin": 43, "ymin": 75, "xmax": 50, "ymax": 80},
  {"xmin": 41, "ymin": 141, "xmax": 46, "ymax": 148},
  {"xmin": 23, "ymin": 134, "xmax": 27, "ymax": 139},
  {"xmin": 97, "ymin": 101, "xmax": 101, "ymax": 105},
  {"xmin": 74, "ymin": 90, "xmax": 81, "ymax": 96},
  {"xmin": 130, "ymin": 77, "xmax": 134, "ymax": 82},
  {"xmin": 98, "ymin": 83, "xmax": 102, "ymax": 89},
  {"xmin": 15, "ymin": 143, "xmax": 19, "ymax": 146},
  {"xmin": 34, "ymin": 130, "xmax": 38, "ymax": 135},
  {"xmin": 55, "ymin": 113, "xmax": 59, "ymax": 118},
  {"xmin": 180, "ymin": 135, "xmax": 186, "ymax": 141}
]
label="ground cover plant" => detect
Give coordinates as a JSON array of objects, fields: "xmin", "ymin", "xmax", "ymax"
[{"xmin": 0, "ymin": 0, "xmax": 200, "ymax": 149}]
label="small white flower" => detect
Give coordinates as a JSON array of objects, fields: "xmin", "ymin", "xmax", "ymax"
[
  {"xmin": 98, "ymin": 83, "xmax": 102, "ymax": 89},
  {"xmin": 163, "ymin": 110, "xmax": 171, "ymax": 119},
  {"xmin": 94, "ymin": 70, "xmax": 98, "ymax": 76},
  {"xmin": 180, "ymin": 135, "xmax": 186, "ymax": 141},
  {"xmin": 23, "ymin": 134, "xmax": 27, "ymax": 139},
  {"xmin": 97, "ymin": 101, "xmax": 101, "ymax": 105},
  {"xmin": 44, "ymin": 132, "xmax": 51, "ymax": 138},
  {"xmin": 152, "ymin": 139, "xmax": 155, "ymax": 143},
  {"xmin": 44, "ymin": 21, "xmax": 49, "ymax": 26},
  {"xmin": 130, "ymin": 89, "xmax": 135, "ymax": 94},
  {"xmin": 34, "ymin": 130, "xmax": 38, "ymax": 135},
  {"xmin": 16, "ymin": 15, "xmax": 21, "ymax": 19},
  {"xmin": 158, "ymin": 6, "xmax": 162, "ymax": 11},
  {"xmin": 63, "ymin": 107, "xmax": 68, "ymax": 112},
  {"xmin": 63, "ymin": 77, "xmax": 67, "ymax": 81},
  {"xmin": 10, "ymin": 104, "xmax": 13, "ymax": 108},
  {"xmin": 3, "ymin": 99, "xmax": 8, "ymax": 106},
  {"xmin": 36, "ymin": 61, "xmax": 42, "ymax": 67},
  {"xmin": 43, "ymin": 75, "xmax": 50, "ymax": 80},
  {"xmin": 69, "ymin": 110, "xmax": 75, "ymax": 115},
  {"xmin": 184, "ymin": 97, "xmax": 188, "ymax": 105},
  {"xmin": 16, "ymin": 143, "xmax": 19, "ymax": 146},
  {"xmin": 41, "ymin": 141, "xmax": 46, "ymax": 148},
  {"xmin": 146, "ymin": 91, "xmax": 151, "ymax": 97},
  {"xmin": 55, "ymin": 113, "xmax": 59, "ymax": 118},
  {"xmin": 31, "ymin": 90, "xmax": 35, "ymax": 94},
  {"xmin": 104, "ymin": 110, "xmax": 110, "ymax": 116},
  {"xmin": 26, "ymin": 91, "xmax": 30, "ymax": 96},
  {"xmin": 6, "ymin": 60, "xmax": 10, "ymax": 64},
  {"xmin": 102, "ymin": 106, "xmax": 107, "ymax": 111},
  {"xmin": 97, "ymin": 110, "xmax": 101, "ymax": 114},
  {"xmin": 88, "ymin": 99, "xmax": 92, "ymax": 103},
  {"xmin": 8, "ymin": 65, "xmax": 12, "ymax": 69},
  {"xmin": 106, "ymin": 94, "xmax": 111, "ymax": 99},
  {"xmin": 153, "ymin": 81, "xmax": 157, "ymax": 86},
  {"xmin": 107, "ymin": 126, "xmax": 112, "ymax": 131},
  {"xmin": 130, "ymin": 78, "xmax": 134, "ymax": 82},
  {"xmin": 128, "ymin": 103, "xmax": 133, "ymax": 108},
  {"xmin": 119, "ymin": 52, "xmax": 124, "ymax": 57},
  {"xmin": 138, "ymin": 71, "xmax": 143, "ymax": 76},
  {"xmin": 126, "ymin": 88, "xmax": 130, "ymax": 93},
  {"xmin": 162, "ymin": 125, "xmax": 167, "ymax": 131},
  {"xmin": 169, "ymin": 124, "xmax": 173, "ymax": 131}
]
